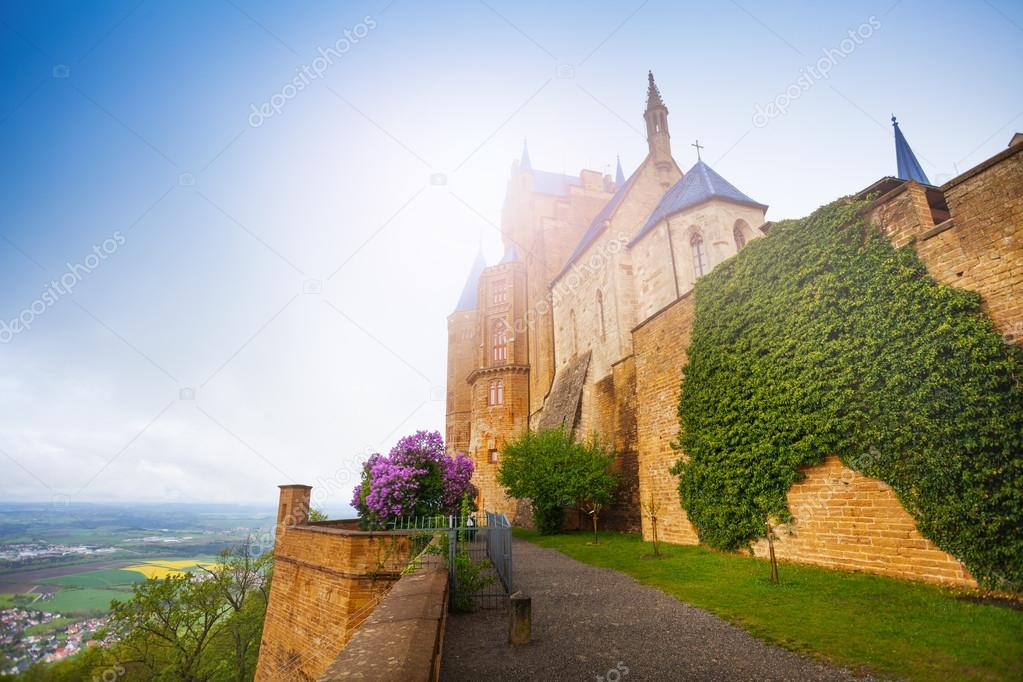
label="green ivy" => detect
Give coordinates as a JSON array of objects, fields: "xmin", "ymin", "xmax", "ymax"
[{"xmin": 672, "ymin": 199, "xmax": 1023, "ymax": 590}]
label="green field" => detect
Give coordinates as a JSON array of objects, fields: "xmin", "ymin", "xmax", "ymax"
[
  {"xmin": 0, "ymin": 592, "xmax": 37, "ymax": 607},
  {"xmin": 41, "ymin": 568, "xmax": 147, "ymax": 588},
  {"xmin": 28, "ymin": 588, "xmax": 131, "ymax": 616},
  {"xmin": 518, "ymin": 530, "xmax": 1023, "ymax": 682},
  {"xmin": 24, "ymin": 617, "xmax": 76, "ymax": 636}
]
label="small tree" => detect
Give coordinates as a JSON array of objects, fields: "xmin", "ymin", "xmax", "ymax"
[
  {"xmin": 498, "ymin": 428, "xmax": 618, "ymax": 535},
  {"xmin": 643, "ymin": 490, "xmax": 661, "ymax": 558}
]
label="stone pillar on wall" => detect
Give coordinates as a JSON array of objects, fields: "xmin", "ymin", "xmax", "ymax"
[{"xmin": 275, "ymin": 484, "xmax": 311, "ymax": 547}]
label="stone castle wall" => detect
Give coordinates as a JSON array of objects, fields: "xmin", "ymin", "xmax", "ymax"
[
  {"xmin": 750, "ymin": 456, "xmax": 975, "ymax": 586},
  {"xmin": 627, "ymin": 145, "xmax": 1021, "ymax": 586},
  {"xmin": 255, "ymin": 487, "xmax": 411, "ymax": 681}
]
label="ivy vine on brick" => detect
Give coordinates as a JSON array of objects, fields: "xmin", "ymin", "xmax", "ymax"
[{"xmin": 672, "ymin": 199, "xmax": 1023, "ymax": 590}]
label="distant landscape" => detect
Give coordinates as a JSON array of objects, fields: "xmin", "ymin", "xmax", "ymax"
[{"xmin": 0, "ymin": 502, "xmax": 287, "ymax": 674}]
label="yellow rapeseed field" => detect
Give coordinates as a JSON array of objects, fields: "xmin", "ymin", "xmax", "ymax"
[{"xmin": 123, "ymin": 559, "xmax": 217, "ymax": 579}]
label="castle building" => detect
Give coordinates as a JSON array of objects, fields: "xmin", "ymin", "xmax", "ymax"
[
  {"xmin": 446, "ymin": 73, "xmax": 769, "ymax": 527},
  {"xmin": 445, "ymin": 73, "xmax": 1022, "ymax": 585}
]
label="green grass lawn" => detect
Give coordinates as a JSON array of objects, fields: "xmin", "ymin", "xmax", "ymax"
[
  {"xmin": 27, "ymin": 587, "xmax": 131, "ymax": 616},
  {"xmin": 516, "ymin": 529, "xmax": 1023, "ymax": 681}
]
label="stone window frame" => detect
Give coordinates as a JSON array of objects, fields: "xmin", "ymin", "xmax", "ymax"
[
  {"xmin": 491, "ymin": 319, "xmax": 508, "ymax": 363},
  {"xmin": 690, "ymin": 230, "xmax": 708, "ymax": 278},
  {"xmin": 487, "ymin": 379, "xmax": 504, "ymax": 406},
  {"xmin": 492, "ymin": 279, "xmax": 507, "ymax": 305},
  {"xmin": 733, "ymin": 219, "xmax": 751, "ymax": 250}
]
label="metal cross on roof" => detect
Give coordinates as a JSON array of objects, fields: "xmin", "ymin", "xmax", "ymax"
[{"xmin": 691, "ymin": 139, "xmax": 704, "ymax": 161}]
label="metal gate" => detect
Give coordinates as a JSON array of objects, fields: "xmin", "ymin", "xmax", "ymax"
[{"xmin": 390, "ymin": 512, "xmax": 513, "ymax": 610}]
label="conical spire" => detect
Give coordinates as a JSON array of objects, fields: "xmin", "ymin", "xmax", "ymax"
[
  {"xmin": 520, "ymin": 139, "xmax": 532, "ymax": 172},
  {"xmin": 892, "ymin": 115, "xmax": 930, "ymax": 185},
  {"xmin": 453, "ymin": 245, "xmax": 487, "ymax": 312},
  {"xmin": 615, "ymin": 155, "xmax": 625, "ymax": 186},
  {"xmin": 646, "ymin": 71, "xmax": 665, "ymax": 110}
]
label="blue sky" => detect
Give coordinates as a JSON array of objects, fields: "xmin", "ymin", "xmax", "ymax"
[{"xmin": 1, "ymin": 0, "xmax": 1021, "ymax": 506}]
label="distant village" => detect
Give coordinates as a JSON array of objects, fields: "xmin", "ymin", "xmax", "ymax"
[
  {"xmin": 0, "ymin": 606, "xmax": 112, "ymax": 675},
  {"xmin": 0, "ymin": 543, "xmax": 120, "ymax": 564}
]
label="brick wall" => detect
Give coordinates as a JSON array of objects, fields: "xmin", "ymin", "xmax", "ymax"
[
  {"xmin": 632, "ymin": 296, "xmax": 699, "ymax": 546},
  {"xmin": 255, "ymin": 487, "xmax": 412, "ymax": 682},
  {"xmin": 863, "ymin": 144, "xmax": 1023, "ymax": 342},
  {"xmin": 751, "ymin": 456, "xmax": 974, "ymax": 587}
]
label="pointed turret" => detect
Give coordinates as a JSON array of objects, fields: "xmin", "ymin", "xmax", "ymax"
[
  {"xmin": 646, "ymin": 71, "xmax": 665, "ymax": 110},
  {"xmin": 520, "ymin": 139, "xmax": 532, "ymax": 172},
  {"xmin": 643, "ymin": 71, "xmax": 672, "ymax": 176},
  {"xmin": 615, "ymin": 155, "xmax": 626, "ymax": 186},
  {"xmin": 892, "ymin": 115, "xmax": 931, "ymax": 185},
  {"xmin": 453, "ymin": 246, "xmax": 487, "ymax": 312},
  {"xmin": 499, "ymin": 243, "xmax": 521, "ymax": 264}
]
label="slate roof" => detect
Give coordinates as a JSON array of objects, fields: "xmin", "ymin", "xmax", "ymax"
[
  {"xmin": 453, "ymin": 248, "xmax": 486, "ymax": 312},
  {"xmin": 631, "ymin": 160, "xmax": 767, "ymax": 245},
  {"xmin": 532, "ymin": 169, "xmax": 583, "ymax": 196},
  {"xmin": 892, "ymin": 116, "xmax": 931, "ymax": 185}
]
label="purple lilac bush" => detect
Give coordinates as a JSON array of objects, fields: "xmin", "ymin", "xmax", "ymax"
[{"xmin": 351, "ymin": 430, "xmax": 476, "ymax": 528}]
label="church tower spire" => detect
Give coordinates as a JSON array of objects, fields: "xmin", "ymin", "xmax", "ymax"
[
  {"xmin": 891, "ymin": 115, "xmax": 930, "ymax": 185},
  {"xmin": 644, "ymin": 71, "xmax": 673, "ymax": 177}
]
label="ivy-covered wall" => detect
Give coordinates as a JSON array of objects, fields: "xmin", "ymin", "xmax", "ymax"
[{"xmin": 673, "ymin": 199, "xmax": 1023, "ymax": 590}]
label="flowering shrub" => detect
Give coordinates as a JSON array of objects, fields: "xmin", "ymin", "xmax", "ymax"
[{"xmin": 351, "ymin": 430, "xmax": 476, "ymax": 528}]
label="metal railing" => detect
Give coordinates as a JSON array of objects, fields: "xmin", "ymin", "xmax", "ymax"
[{"xmin": 387, "ymin": 511, "xmax": 512, "ymax": 610}]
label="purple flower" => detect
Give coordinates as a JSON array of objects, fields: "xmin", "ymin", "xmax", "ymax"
[{"xmin": 350, "ymin": 431, "xmax": 475, "ymax": 526}]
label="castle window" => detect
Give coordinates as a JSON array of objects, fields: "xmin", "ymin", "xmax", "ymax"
[
  {"xmin": 691, "ymin": 232, "xmax": 708, "ymax": 278},
  {"xmin": 489, "ymin": 449, "xmax": 499, "ymax": 464},
  {"xmin": 491, "ymin": 320, "xmax": 507, "ymax": 363},
  {"xmin": 488, "ymin": 379, "xmax": 504, "ymax": 406},
  {"xmin": 492, "ymin": 279, "xmax": 507, "ymax": 305},
  {"xmin": 596, "ymin": 290, "xmax": 606, "ymax": 340},
  {"xmin": 733, "ymin": 220, "xmax": 749, "ymax": 250}
]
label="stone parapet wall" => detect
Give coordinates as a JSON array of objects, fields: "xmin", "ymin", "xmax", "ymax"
[
  {"xmin": 255, "ymin": 487, "xmax": 418, "ymax": 681},
  {"xmin": 319, "ymin": 566, "xmax": 449, "ymax": 682}
]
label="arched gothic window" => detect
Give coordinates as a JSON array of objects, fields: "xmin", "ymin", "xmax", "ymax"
[
  {"xmin": 691, "ymin": 232, "xmax": 708, "ymax": 278},
  {"xmin": 733, "ymin": 220, "xmax": 749, "ymax": 250},
  {"xmin": 596, "ymin": 290, "xmax": 606, "ymax": 340},
  {"xmin": 491, "ymin": 319, "xmax": 507, "ymax": 363},
  {"xmin": 488, "ymin": 379, "xmax": 504, "ymax": 406}
]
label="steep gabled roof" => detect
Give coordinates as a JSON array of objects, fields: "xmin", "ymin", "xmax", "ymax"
[
  {"xmin": 631, "ymin": 160, "xmax": 767, "ymax": 245},
  {"xmin": 453, "ymin": 248, "xmax": 486, "ymax": 312},
  {"xmin": 554, "ymin": 161, "xmax": 641, "ymax": 282}
]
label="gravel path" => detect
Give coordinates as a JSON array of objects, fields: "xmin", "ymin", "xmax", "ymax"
[{"xmin": 441, "ymin": 538, "xmax": 865, "ymax": 681}]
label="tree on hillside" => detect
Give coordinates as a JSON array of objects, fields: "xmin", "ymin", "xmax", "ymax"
[
  {"xmin": 497, "ymin": 428, "xmax": 619, "ymax": 535},
  {"xmin": 201, "ymin": 538, "xmax": 273, "ymax": 681},
  {"xmin": 108, "ymin": 573, "xmax": 230, "ymax": 681}
]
